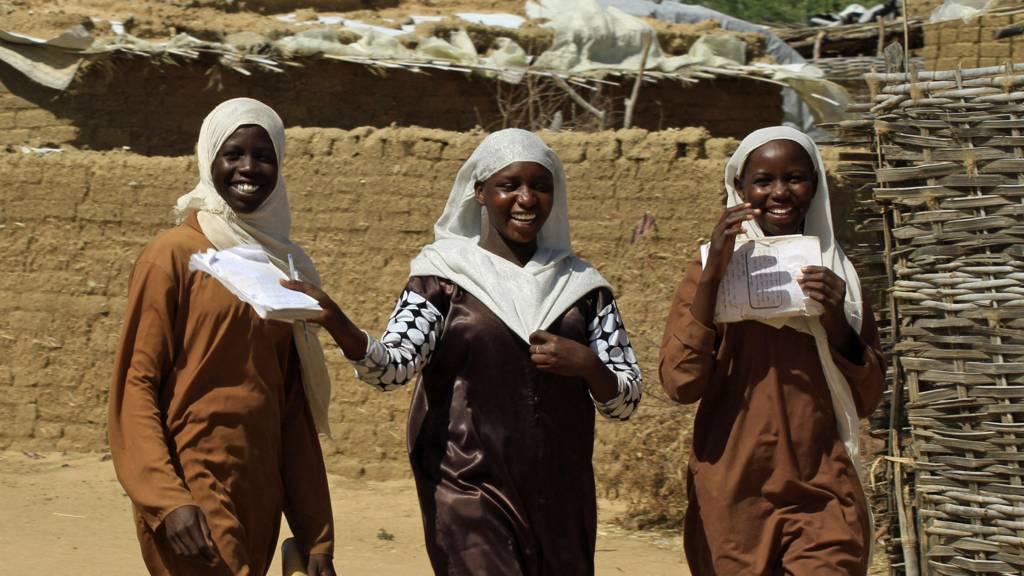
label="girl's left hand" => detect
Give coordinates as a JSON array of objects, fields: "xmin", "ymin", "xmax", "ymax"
[
  {"xmin": 528, "ymin": 330, "xmax": 600, "ymax": 378},
  {"xmin": 798, "ymin": 265, "xmax": 857, "ymax": 353},
  {"xmin": 798, "ymin": 265, "xmax": 846, "ymax": 316},
  {"xmin": 307, "ymin": 553, "xmax": 337, "ymax": 576}
]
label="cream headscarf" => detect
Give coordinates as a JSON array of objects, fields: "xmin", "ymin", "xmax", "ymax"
[
  {"xmin": 409, "ymin": 128, "xmax": 611, "ymax": 342},
  {"xmin": 174, "ymin": 97, "xmax": 331, "ymax": 435},
  {"xmin": 725, "ymin": 126, "xmax": 868, "ymax": 492}
]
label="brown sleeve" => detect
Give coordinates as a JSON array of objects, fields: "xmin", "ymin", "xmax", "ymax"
[
  {"xmin": 108, "ymin": 259, "xmax": 195, "ymax": 529},
  {"xmin": 828, "ymin": 300, "xmax": 886, "ymax": 419},
  {"xmin": 658, "ymin": 260, "xmax": 719, "ymax": 405},
  {"xmin": 281, "ymin": 357, "xmax": 334, "ymax": 557}
]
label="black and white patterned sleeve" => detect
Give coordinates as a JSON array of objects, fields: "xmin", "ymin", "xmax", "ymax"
[
  {"xmin": 351, "ymin": 289, "xmax": 445, "ymax": 391},
  {"xmin": 588, "ymin": 300, "xmax": 642, "ymax": 420}
]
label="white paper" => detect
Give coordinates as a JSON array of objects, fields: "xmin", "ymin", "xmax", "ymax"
[
  {"xmin": 189, "ymin": 246, "xmax": 322, "ymax": 322},
  {"xmin": 700, "ymin": 235, "xmax": 822, "ymax": 324}
]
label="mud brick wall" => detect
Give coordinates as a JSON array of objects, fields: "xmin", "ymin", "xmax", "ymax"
[
  {"xmin": 903, "ymin": 0, "xmax": 945, "ymax": 21},
  {"xmin": 918, "ymin": 6, "xmax": 1024, "ymax": 70},
  {"xmin": 0, "ymin": 56, "xmax": 782, "ymax": 155},
  {"xmin": 0, "ymin": 126, "xmax": 739, "ymax": 482}
]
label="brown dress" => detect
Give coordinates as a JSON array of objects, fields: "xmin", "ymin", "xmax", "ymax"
[
  {"xmin": 108, "ymin": 213, "xmax": 334, "ymax": 575},
  {"xmin": 659, "ymin": 260, "xmax": 884, "ymax": 575},
  {"xmin": 353, "ymin": 276, "xmax": 642, "ymax": 576}
]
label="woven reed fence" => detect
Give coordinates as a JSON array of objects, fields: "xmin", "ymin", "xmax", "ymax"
[{"xmin": 828, "ymin": 62, "xmax": 1024, "ymax": 575}]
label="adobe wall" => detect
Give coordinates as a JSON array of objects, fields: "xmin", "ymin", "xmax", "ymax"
[
  {"xmin": 0, "ymin": 126, "xmax": 735, "ymax": 482},
  {"xmin": 903, "ymin": 0, "xmax": 944, "ymax": 21},
  {"xmin": 918, "ymin": 8, "xmax": 1024, "ymax": 70},
  {"xmin": 0, "ymin": 56, "xmax": 783, "ymax": 155}
]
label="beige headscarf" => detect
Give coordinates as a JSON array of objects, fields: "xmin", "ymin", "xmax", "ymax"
[
  {"xmin": 174, "ymin": 97, "xmax": 331, "ymax": 435},
  {"xmin": 409, "ymin": 128, "xmax": 611, "ymax": 342},
  {"xmin": 725, "ymin": 126, "xmax": 868, "ymax": 491}
]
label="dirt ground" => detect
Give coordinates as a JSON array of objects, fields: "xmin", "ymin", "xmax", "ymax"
[{"xmin": 0, "ymin": 451, "xmax": 690, "ymax": 575}]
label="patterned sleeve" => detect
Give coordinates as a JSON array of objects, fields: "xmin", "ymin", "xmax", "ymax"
[
  {"xmin": 588, "ymin": 298, "xmax": 642, "ymax": 420},
  {"xmin": 351, "ymin": 288, "xmax": 446, "ymax": 391}
]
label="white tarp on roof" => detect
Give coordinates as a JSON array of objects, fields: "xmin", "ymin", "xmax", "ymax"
[
  {"xmin": 594, "ymin": 0, "xmax": 826, "ymax": 136},
  {"xmin": 527, "ymin": 0, "xmax": 847, "ymax": 132},
  {"xmin": 0, "ymin": 0, "xmax": 849, "ymax": 131},
  {"xmin": 0, "ymin": 25, "xmax": 92, "ymax": 90},
  {"xmin": 928, "ymin": 0, "xmax": 999, "ymax": 23}
]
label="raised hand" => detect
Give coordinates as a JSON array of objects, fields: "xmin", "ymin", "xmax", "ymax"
[
  {"xmin": 701, "ymin": 203, "xmax": 759, "ymax": 283},
  {"xmin": 163, "ymin": 505, "xmax": 217, "ymax": 564},
  {"xmin": 688, "ymin": 203, "xmax": 760, "ymax": 330}
]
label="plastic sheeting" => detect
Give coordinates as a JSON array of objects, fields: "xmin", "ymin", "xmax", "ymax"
[
  {"xmin": 928, "ymin": 0, "xmax": 999, "ymax": 22},
  {"xmin": 0, "ymin": 25, "xmax": 92, "ymax": 90},
  {"xmin": 595, "ymin": 0, "xmax": 825, "ymax": 137}
]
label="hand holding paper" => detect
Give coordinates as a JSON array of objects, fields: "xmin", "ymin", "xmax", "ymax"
[
  {"xmin": 189, "ymin": 246, "xmax": 323, "ymax": 322},
  {"xmin": 700, "ymin": 234, "xmax": 823, "ymax": 323}
]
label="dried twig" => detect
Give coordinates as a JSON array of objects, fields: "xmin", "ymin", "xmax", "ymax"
[
  {"xmin": 551, "ymin": 75, "xmax": 606, "ymax": 128},
  {"xmin": 622, "ymin": 31, "xmax": 653, "ymax": 130}
]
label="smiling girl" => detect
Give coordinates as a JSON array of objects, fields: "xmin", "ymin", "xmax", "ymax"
[
  {"xmin": 284, "ymin": 128, "xmax": 642, "ymax": 575},
  {"xmin": 659, "ymin": 127, "xmax": 885, "ymax": 575},
  {"xmin": 108, "ymin": 99, "xmax": 336, "ymax": 576}
]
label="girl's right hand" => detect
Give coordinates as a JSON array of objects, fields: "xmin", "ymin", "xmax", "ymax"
[
  {"xmin": 279, "ymin": 279, "xmax": 342, "ymax": 328},
  {"xmin": 280, "ymin": 279, "xmax": 369, "ymax": 360},
  {"xmin": 163, "ymin": 505, "xmax": 217, "ymax": 563},
  {"xmin": 702, "ymin": 203, "xmax": 759, "ymax": 283}
]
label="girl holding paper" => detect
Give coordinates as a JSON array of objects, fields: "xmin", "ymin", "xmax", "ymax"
[
  {"xmin": 284, "ymin": 128, "xmax": 642, "ymax": 575},
  {"xmin": 108, "ymin": 98, "xmax": 335, "ymax": 576},
  {"xmin": 659, "ymin": 126, "xmax": 884, "ymax": 575}
]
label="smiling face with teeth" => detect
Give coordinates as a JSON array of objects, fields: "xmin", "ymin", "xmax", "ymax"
[
  {"xmin": 734, "ymin": 139, "xmax": 817, "ymax": 237},
  {"xmin": 210, "ymin": 124, "xmax": 279, "ymax": 214},
  {"xmin": 474, "ymin": 161, "xmax": 555, "ymax": 265}
]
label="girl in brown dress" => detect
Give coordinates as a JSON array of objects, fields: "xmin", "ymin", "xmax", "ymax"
[
  {"xmin": 285, "ymin": 128, "xmax": 642, "ymax": 575},
  {"xmin": 108, "ymin": 98, "xmax": 336, "ymax": 576},
  {"xmin": 659, "ymin": 126, "xmax": 884, "ymax": 575}
]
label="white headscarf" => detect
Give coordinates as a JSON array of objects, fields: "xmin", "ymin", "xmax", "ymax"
[
  {"xmin": 725, "ymin": 126, "xmax": 868, "ymax": 487},
  {"xmin": 409, "ymin": 128, "xmax": 611, "ymax": 342},
  {"xmin": 173, "ymin": 97, "xmax": 332, "ymax": 436}
]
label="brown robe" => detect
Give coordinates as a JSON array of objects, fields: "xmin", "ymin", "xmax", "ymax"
[
  {"xmin": 404, "ymin": 275, "xmax": 612, "ymax": 576},
  {"xmin": 659, "ymin": 260, "xmax": 884, "ymax": 575},
  {"xmin": 108, "ymin": 213, "xmax": 334, "ymax": 575}
]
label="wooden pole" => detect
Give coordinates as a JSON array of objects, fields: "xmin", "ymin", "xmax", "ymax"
[
  {"xmin": 902, "ymin": 0, "xmax": 913, "ymax": 73},
  {"xmin": 551, "ymin": 75, "xmax": 606, "ymax": 128},
  {"xmin": 877, "ymin": 17, "xmax": 887, "ymax": 58},
  {"xmin": 623, "ymin": 30, "xmax": 653, "ymax": 130}
]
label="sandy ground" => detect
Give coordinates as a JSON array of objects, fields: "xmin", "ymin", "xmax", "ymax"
[{"xmin": 0, "ymin": 451, "xmax": 690, "ymax": 575}]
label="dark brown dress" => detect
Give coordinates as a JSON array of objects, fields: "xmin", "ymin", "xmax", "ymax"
[
  {"xmin": 354, "ymin": 275, "xmax": 642, "ymax": 575},
  {"xmin": 659, "ymin": 260, "xmax": 885, "ymax": 575},
  {"xmin": 108, "ymin": 213, "xmax": 334, "ymax": 575}
]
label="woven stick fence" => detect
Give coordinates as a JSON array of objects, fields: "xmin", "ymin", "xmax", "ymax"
[
  {"xmin": 828, "ymin": 62, "xmax": 1024, "ymax": 575},
  {"xmin": 825, "ymin": 99, "xmax": 914, "ymax": 576}
]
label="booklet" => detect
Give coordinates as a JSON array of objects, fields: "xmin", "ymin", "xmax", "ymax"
[
  {"xmin": 189, "ymin": 246, "xmax": 322, "ymax": 322},
  {"xmin": 700, "ymin": 234, "xmax": 823, "ymax": 324}
]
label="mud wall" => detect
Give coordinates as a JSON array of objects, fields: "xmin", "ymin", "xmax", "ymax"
[
  {"xmin": 0, "ymin": 56, "xmax": 782, "ymax": 155},
  {"xmin": 903, "ymin": 0, "xmax": 944, "ymax": 20},
  {"xmin": 0, "ymin": 126, "xmax": 734, "ymax": 482},
  {"xmin": 918, "ymin": 10, "xmax": 1024, "ymax": 70}
]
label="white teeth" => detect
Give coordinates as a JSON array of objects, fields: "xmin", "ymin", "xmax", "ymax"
[
  {"xmin": 233, "ymin": 183, "xmax": 257, "ymax": 194},
  {"xmin": 511, "ymin": 213, "xmax": 536, "ymax": 222},
  {"xmin": 769, "ymin": 208, "xmax": 791, "ymax": 215}
]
